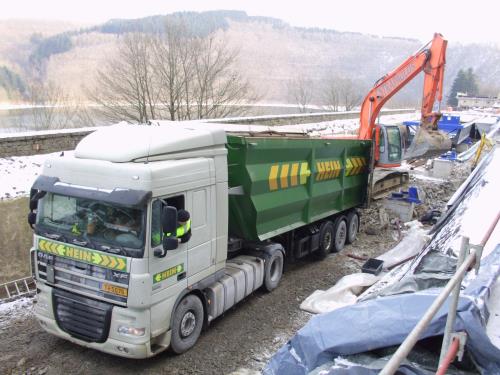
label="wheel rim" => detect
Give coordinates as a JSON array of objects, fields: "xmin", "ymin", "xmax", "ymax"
[
  {"xmin": 336, "ymin": 221, "xmax": 346, "ymax": 248},
  {"xmin": 180, "ymin": 311, "xmax": 196, "ymax": 338},
  {"xmin": 323, "ymin": 231, "xmax": 332, "ymax": 251}
]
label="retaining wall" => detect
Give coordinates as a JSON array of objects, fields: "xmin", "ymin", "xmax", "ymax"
[{"xmin": 0, "ymin": 109, "xmax": 414, "ymax": 158}]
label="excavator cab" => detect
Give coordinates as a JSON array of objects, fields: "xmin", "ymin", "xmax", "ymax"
[{"xmin": 377, "ymin": 125, "xmax": 403, "ymax": 167}]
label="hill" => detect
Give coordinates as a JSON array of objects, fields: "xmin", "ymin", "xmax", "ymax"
[{"xmin": 1, "ymin": 11, "xmax": 499, "ymax": 105}]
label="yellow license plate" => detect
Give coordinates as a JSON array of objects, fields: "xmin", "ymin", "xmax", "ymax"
[{"xmin": 102, "ymin": 283, "xmax": 128, "ymax": 297}]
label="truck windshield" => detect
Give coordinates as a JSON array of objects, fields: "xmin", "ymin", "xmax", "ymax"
[{"xmin": 36, "ymin": 193, "xmax": 145, "ymax": 258}]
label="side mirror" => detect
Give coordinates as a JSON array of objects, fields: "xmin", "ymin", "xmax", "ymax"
[
  {"xmin": 29, "ymin": 190, "xmax": 46, "ymax": 211},
  {"xmin": 163, "ymin": 237, "xmax": 178, "ymax": 251},
  {"xmin": 162, "ymin": 206, "xmax": 178, "ymax": 235},
  {"xmin": 28, "ymin": 212, "xmax": 37, "ymax": 229}
]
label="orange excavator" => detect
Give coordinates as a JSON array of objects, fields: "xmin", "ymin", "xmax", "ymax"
[{"xmin": 357, "ymin": 32, "xmax": 450, "ymax": 168}]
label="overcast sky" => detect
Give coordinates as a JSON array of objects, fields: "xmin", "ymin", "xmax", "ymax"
[{"xmin": 2, "ymin": 0, "xmax": 499, "ymax": 45}]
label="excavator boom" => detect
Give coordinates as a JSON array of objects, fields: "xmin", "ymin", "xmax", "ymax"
[{"xmin": 358, "ymin": 33, "xmax": 448, "ymax": 141}]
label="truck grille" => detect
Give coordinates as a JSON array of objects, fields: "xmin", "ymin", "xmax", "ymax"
[
  {"xmin": 37, "ymin": 251, "xmax": 129, "ymax": 306},
  {"xmin": 53, "ymin": 288, "xmax": 112, "ymax": 343}
]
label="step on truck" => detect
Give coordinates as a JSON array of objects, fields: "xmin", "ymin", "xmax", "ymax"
[{"xmin": 28, "ymin": 123, "xmax": 371, "ymax": 358}]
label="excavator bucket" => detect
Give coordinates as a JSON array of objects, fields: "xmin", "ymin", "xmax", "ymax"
[{"xmin": 404, "ymin": 126, "xmax": 451, "ymax": 160}]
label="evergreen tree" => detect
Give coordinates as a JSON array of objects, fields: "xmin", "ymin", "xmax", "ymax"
[{"xmin": 448, "ymin": 68, "xmax": 479, "ymax": 106}]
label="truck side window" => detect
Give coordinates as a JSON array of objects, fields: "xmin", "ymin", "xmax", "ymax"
[{"xmin": 150, "ymin": 195, "xmax": 185, "ymax": 247}]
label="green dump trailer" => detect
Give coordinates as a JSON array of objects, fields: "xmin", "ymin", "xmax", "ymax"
[
  {"xmin": 226, "ymin": 133, "xmax": 372, "ymax": 259},
  {"xmin": 29, "ymin": 123, "xmax": 376, "ymax": 357}
]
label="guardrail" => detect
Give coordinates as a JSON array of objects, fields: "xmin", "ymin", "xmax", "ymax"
[{"xmin": 379, "ymin": 210, "xmax": 500, "ymax": 375}]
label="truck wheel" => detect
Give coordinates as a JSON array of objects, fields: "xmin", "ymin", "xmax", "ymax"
[
  {"xmin": 314, "ymin": 221, "xmax": 335, "ymax": 259},
  {"xmin": 333, "ymin": 216, "xmax": 347, "ymax": 252},
  {"xmin": 170, "ymin": 294, "xmax": 204, "ymax": 354},
  {"xmin": 346, "ymin": 211, "xmax": 359, "ymax": 244},
  {"xmin": 263, "ymin": 250, "xmax": 284, "ymax": 292}
]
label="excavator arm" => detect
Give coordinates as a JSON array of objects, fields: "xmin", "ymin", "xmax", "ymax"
[{"xmin": 359, "ymin": 33, "xmax": 447, "ymax": 141}]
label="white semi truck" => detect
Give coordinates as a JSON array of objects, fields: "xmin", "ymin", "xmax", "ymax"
[{"xmin": 29, "ymin": 123, "xmax": 369, "ymax": 358}]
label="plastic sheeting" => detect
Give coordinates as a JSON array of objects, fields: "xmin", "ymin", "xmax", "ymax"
[
  {"xmin": 264, "ymin": 246, "xmax": 500, "ymax": 375},
  {"xmin": 264, "ymin": 147, "xmax": 500, "ymax": 375},
  {"xmin": 299, "ymin": 273, "xmax": 380, "ymax": 314}
]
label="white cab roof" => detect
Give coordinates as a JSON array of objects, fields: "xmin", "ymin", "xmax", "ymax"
[{"xmin": 75, "ymin": 123, "xmax": 227, "ymax": 162}]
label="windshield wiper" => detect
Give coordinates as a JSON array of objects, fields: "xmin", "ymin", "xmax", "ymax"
[
  {"xmin": 100, "ymin": 245, "xmax": 127, "ymax": 256},
  {"xmin": 42, "ymin": 231, "xmax": 68, "ymax": 244}
]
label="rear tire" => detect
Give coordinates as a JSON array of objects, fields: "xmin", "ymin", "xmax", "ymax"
[
  {"xmin": 263, "ymin": 249, "xmax": 284, "ymax": 292},
  {"xmin": 332, "ymin": 216, "xmax": 347, "ymax": 252},
  {"xmin": 346, "ymin": 211, "xmax": 360, "ymax": 244},
  {"xmin": 170, "ymin": 295, "xmax": 204, "ymax": 354},
  {"xmin": 314, "ymin": 221, "xmax": 335, "ymax": 260}
]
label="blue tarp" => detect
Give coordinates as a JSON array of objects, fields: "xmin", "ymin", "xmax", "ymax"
[{"xmin": 264, "ymin": 246, "xmax": 500, "ymax": 374}]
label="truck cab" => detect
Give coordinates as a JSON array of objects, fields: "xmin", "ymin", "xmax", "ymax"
[{"xmin": 30, "ymin": 123, "xmax": 231, "ymax": 357}]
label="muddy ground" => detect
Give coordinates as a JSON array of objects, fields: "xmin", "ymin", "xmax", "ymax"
[{"xmin": 0, "ymin": 166, "xmax": 468, "ymax": 375}]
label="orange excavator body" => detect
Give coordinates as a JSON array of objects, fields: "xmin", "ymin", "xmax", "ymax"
[{"xmin": 358, "ymin": 33, "xmax": 448, "ymax": 141}]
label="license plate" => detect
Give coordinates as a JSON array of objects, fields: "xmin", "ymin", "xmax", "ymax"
[{"xmin": 102, "ymin": 283, "xmax": 128, "ymax": 297}]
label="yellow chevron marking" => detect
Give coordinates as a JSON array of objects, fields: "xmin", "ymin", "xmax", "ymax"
[
  {"xmin": 351, "ymin": 158, "xmax": 359, "ymax": 175},
  {"xmin": 290, "ymin": 163, "xmax": 299, "ymax": 186},
  {"xmin": 92, "ymin": 252, "xmax": 102, "ymax": 265},
  {"xmin": 101, "ymin": 254, "xmax": 110, "ymax": 267},
  {"xmin": 280, "ymin": 163, "xmax": 289, "ymax": 189},
  {"xmin": 117, "ymin": 257, "xmax": 127, "ymax": 271},
  {"xmin": 56, "ymin": 244, "xmax": 65, "ymax": 256},
  {"xmin": 300, "ymin": 162, "xmax": 310, "ymax": 185},
  {"xmin": 109, "ymin": 257, "xmax": 118, "ymax": 269},
  {"xmin": 345, "ymin": 158, "xmax": 353, "ymax": 176},
  {"xmin": 269, "ymin": 165, "xmax": 279, "ymax": 191}
]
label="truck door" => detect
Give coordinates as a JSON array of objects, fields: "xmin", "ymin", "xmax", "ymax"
[
  {"xmin": 149, "ymin": 195, "xmax": 188, "ymax": 300},
  {"xmin": 186, "ymin": 187, "xmax": 215, "ymax": 284}
]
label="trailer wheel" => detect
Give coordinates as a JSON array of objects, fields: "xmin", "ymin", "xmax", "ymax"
[
  {"xmin": 170, "ymin": 294, "xmax": 204, "ymax": 354},
  {"xmin": 314, "ymin": 221, "xmax": 335, "ymax": 259},
  {"xmin": 263, "ymin": 250, "xmax": 284, "ymax": 292},
  {"xmin": 346, "ymin": 211, "xmax": 360, "ymax": 244},
  {"xmin": 333, "ymin": 216, "xmax": 347, "ymax": 252}
]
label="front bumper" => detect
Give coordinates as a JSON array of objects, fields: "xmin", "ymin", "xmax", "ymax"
[{"xmin": 34, "ymin": 283, "xmax": 161, "ymax": 359}]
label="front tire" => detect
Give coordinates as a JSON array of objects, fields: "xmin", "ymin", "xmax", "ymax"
[
  {"xmin": 263, "ymin": 249, "xmax": 284, "ymax": 292},
  {"xmin": 170, "ymin": 294, "xmax": 204, "ymax": 354}
]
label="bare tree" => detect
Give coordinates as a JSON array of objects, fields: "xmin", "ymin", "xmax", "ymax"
[
  {"xmin": 89, "ymin": 33, "xmax": 160, "ymax": 123},
  {"xmin": 191, "ymin": 35, "xmax": 255, "ymax": 119},
  {"xmin": 89, "ymin": 23, "xmax": 255, "ymax": 123},
  {"xmin": 338, "ymin": 78, "xmax": 362, "ymax": 111},
  {"xmin": 287, "ymin": 75, "xmax": 314, "ymax": 113},
  {"xmin": 16, "ymin": 79, "xmax": 94, "ymax": 131},
  {"xmin": 322, "ymin": 77, "xmax": 341, "ymax": 112},
  {"xmin": 321, "ymin": 76, "xmax": 362, "ymax": 112}
]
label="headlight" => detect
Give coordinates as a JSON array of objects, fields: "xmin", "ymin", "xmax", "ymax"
[{"xmin": 117, "ymin": 325, "xmax": 145, "ymax": 337}]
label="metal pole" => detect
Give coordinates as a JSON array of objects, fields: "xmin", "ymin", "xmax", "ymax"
[
  {"xmin": 438, "ymin": 236, "xmax": 469, "ymax": 365},
  {"xmin": 379, "ymin": 249, "xmax": 476, "ymax": 375}
]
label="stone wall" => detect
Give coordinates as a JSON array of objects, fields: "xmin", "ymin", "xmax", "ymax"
[
  {"xmin": 0, "ymin": 109, "xmax": 414, "ymax": 158},
  {"xmin": 0, "ymin": 127, "xmax": 96, "ymax": 158}
]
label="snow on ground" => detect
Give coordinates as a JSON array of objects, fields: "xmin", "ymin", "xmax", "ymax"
[
  {"xmin": 0, "ymin": 297, "xmax": 34, "ymax": 330},
  {"xmin": 0, "ymin": 151, "xmax": 70, "ymax": 200}
]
